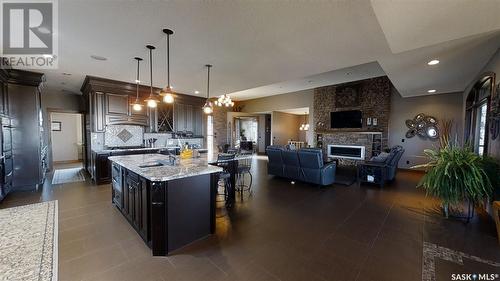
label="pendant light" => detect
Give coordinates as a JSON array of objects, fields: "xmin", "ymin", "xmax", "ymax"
[
  {"xmin": 159, "ymin": 28, "xmax": 175, "ymax": 104},
  {"xmin": 131, "ymin": 57, "xmax": 144, "ymax": 111},
  {"xmin": 202, "ymin": 64, "xmax": 213, "ymax": 114},
  {"xmin": 299, "ymin": 112, "xmax": 309, "ymax": 131},
  {"xmin": 144, "ymin": 45, "xmax": 159, "ymax": 108}
]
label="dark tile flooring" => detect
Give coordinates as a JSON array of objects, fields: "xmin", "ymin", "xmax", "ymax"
[{"xmin": 1, "ymin": 157, "xmax": 500, "ymax": 281}]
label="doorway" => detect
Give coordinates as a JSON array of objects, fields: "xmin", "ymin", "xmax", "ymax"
[{"xmin": 49, "ymin": 112, "xmax": 84, "ymax": 168}]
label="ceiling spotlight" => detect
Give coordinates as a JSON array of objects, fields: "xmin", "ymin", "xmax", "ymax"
[
  {"xmin": 427, "ymin": 89, "xmax": 436, "ymax": 93},
  {"xmin": 194, "ymin": 90, "xmax": 200, "ymax": 94},
  {"xmin": 90, "ymin": 55, "xmax": 107, "ymax": 61},
  {"xmin": 427, "ymin": 59, "xmax": 440, "ymax": 66},
  {"xmin": 61, "ymin": 72, "xmax": 71, "ymax": 76}
]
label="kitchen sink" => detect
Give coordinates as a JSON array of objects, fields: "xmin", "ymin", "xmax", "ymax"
[{"xmin": 138, "ymin": 162, "xmax": 164, "ymax": 168}]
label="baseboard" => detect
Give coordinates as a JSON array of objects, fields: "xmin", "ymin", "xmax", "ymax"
[{"xmin": 53, "ymin": 160, "xmax": 82, "ymax": 165}]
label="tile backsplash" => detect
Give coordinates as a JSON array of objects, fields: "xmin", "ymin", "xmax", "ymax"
[{"xmin": 105, "ymin": 125, "xmax": 143, "ymax": 147}]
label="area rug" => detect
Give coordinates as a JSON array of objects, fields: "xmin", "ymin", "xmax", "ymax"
[
  {"xmin": 52, "ymin": 167, "xmax": 86, "ymax": 185},
  {"xmin": 0, "ymin": 201, "xmax": 58, "ymax": 281}
]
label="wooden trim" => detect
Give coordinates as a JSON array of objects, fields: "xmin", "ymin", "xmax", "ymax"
[
  {"xmin": 53, "ymin": 160, "xmax": 82, "ymax": 165},
  {"xmin": 81, "ymin": 75, "xmax": 205, "ymax": 106}
]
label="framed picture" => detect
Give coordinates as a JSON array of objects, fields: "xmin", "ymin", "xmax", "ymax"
[
  {"xmin": 51, "ymin": 121, "xmax": 61, "ymax": 131},
  {"xmin": 367, "ymin": 117, "xmax": 372, "ymax": 126},
  {"xmin": 373, "ymin": 118, "xmax": 378, "ymax": 126}
]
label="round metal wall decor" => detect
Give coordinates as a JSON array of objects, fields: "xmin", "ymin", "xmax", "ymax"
[{"xmin": 405, "ymin": 113, "xmax": 439, "ymax": 139}]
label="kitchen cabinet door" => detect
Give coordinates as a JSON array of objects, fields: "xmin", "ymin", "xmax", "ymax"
[
  {"xmin": 185, "ymin": 104, "xmax": 193, "ymax": 132},
  {"xmin": 138, "ymin": 177, "xmax": 149, "ymax": 240},
  {"xmin": 106, "ymin": 93, "xmax": 129, "ymax": 116},
  {"xmin": 95, "ymin": 152, "xmax": 111, "ymax": 184},
  {"xmin": 93, "ymin": 92, "xmax": 106, "ymax": 132},
  {"xmin": 193, "ymin": 109, "xmax": 203, "ymax": 136},
  {"xmin": 175, "ymin": 103, "xmax": 186, "ymax": 131}
]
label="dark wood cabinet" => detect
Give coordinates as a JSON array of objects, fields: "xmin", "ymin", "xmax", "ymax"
[
  {"xmin": 0, "ymin": 82, "xmax": 9, "ymax": 116},
  {"xmin": 93, "ymin": 92, "xmax": 106, "ymax": 132},
  {"xmin": 106, "ymin": 93, "xmax": 129, "ymax": 116},
  {"xmin": 121, "ymin": 170, "xmax": 149, "ymax": 241},
  {"xmin": 94, "ymin": 152, "xmax": 111, "ymax": 184},
  {"xmin": 175, "ymin": 103, "xmax": 202, "ymax": 134}
]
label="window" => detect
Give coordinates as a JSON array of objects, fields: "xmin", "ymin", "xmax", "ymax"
[
  {"xmin": 464, "ymin": 75, "xmax": 494, "ymax": 155},
  {"xmin": 207, "ymin": 115, "xmax": 214, "ymax": 155},
  {"xmin": 477, "ymin": 102, "xmax": 488, "ymax": 155}
]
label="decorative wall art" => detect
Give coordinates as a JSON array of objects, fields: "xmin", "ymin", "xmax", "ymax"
[{"xmin": 405, "ymin": 113, "xmax": 439, "ymax": 139}]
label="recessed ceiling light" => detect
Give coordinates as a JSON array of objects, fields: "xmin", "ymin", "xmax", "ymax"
[
  {"xmin": 90, "ymin": 55, "xmax": 107, "ymax": 61},
  {"xmin": 62, "ymin": 72, "xmax": 71, "ymax": 76},
  {"xmin": 308, "ymin": 80, "xmax": 313, "ymax": 83},
  {"xmin": 194, "ymin": 90, "xmax": 200, "ymax": 94},
  {"xmin": 428, "ymin": 89, "xmax": 436, "ymax": 93},
  {"xmin": 427, "ymin": 59, "xmax": 440, "ymax": 65}
]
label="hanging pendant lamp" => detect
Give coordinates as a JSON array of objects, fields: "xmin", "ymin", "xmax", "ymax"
[
  {"xmin": 131, "ymin": 57, "xmax": 144, "ymax": 111},
  {"xmin": 144, "ymin": 45, "xmax": 160, "ymax": 108},
  {"xmin": 159, "ymin": 28, "xmax": 175, "ymax": 104},
  {"xmin": 202, "ymin": 64, "xmax": 213, "ymax": 114}
]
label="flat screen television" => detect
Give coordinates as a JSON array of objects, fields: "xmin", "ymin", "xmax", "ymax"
[{"xmin": 330, "ymin": 110, "xmax": 362, "ymax": 128}]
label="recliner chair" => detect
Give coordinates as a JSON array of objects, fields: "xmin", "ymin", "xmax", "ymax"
[
  {"xmin": 266, "ymin": 146, "xmax": 285, "ymax": 177},
  {"xmin": 357, "ymin": 145, "xmax": 405, "ymax": 187},
  {"xmin": 297, "ymin": 149, "xmax": 336, "ymax": 185}
]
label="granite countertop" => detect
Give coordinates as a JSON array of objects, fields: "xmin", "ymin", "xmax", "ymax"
[
  {"xmin": 92, "ymin": 147, "xmax": 180, "ymax": 154},
  {"xmin": 108, "ymin": 154, "xmax": 223, "ymax": 182}
]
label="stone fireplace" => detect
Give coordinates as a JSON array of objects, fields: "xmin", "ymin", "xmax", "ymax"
[{"xmin": 313, "ymin": 76, "xmax": 391, "ymax": 164}]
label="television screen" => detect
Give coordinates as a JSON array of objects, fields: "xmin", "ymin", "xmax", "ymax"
[{"xmin": 330, "ymin": 110, "xmax": 362, "ymax": 128}]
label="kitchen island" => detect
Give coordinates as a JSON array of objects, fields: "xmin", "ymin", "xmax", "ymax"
[{"xmin": 108, "ymin": 153, "xmax": 222, "ymax": 256}]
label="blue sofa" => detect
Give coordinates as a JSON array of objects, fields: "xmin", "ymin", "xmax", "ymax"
[{"xmin": 266, "ymin": 146, "xmax": 336, "ymax": 186}]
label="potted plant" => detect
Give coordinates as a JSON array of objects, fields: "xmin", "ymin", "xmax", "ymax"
[
  {"xmin": 480, "ymin": 156, "xmax": 500, "ymax": 200},
  {"xmin": 415, "ymin": 144, "xmax": 494, "ymax": 218}
]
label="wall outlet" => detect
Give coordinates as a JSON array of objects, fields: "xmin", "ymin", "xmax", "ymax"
[
  {"xmin": 406, "ymin": 160, "xmax": 410, "ymax": 165},
  {"xmin": 401, "ymin": 139, "xmax": 405, "ymax": 142}
]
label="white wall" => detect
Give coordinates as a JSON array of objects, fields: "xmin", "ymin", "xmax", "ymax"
[{"xmin": 51, "ymin": 113, "xmax": 82, "ymax": 162}]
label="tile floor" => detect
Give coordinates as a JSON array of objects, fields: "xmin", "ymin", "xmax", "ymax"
[{"xmin": 1, "ymin": 158, "xmax": 499, "ymax": 281}]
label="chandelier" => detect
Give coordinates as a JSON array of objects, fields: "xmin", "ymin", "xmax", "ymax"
[
  {"xmin": 299, "ymin": 113, "xmax": 309, "ymax": 131},
  {"xmin": 215, "ymin": 94, "xmax": 234, "ymax": 107}
]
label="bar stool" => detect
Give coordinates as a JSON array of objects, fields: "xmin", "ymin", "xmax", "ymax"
[
  {"xmin": 216, "ymin": 153, "xmax": 235, "ymax": 203},
  {"xmin": 236, "ymin": 151, "xmax": 253, "ymax": 200}
]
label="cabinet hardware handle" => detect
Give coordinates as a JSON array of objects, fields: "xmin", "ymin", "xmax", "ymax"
[{"xmin": 151, "ymin": 202, "xmax": 164, "ymax": 206}]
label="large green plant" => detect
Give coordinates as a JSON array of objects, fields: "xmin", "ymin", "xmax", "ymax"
[
  {"xmin": 414, "ymin": 145, "xmax": 493, "ymax": 217},
  {"xmin": 480, "ymin": 156, "xmax": 500, "ymax": 200}
]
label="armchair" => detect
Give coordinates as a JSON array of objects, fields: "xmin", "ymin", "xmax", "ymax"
[
  {"xmin": 357, "ymin": 145, "xmax": 405, "ymax": 187},
  {"xmin": 298, "ymin": 149, "xmax": 336, "ymax": 185}
]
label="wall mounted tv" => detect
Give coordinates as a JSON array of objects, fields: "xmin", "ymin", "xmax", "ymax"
[{"xmin": 330, "ymin": 110, "xmax": 362, "ymax": 128}]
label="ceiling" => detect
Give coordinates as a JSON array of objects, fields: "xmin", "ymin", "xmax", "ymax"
[{"xmin": 37, "ymin": 0, "xmax": 500, "ymax": 99}]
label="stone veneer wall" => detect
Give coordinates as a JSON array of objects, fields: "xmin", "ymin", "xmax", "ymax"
[
  {"xmin": 313, "ymin": 76, "xmax": 391, "ymax": 160},
  {"xmin": 211, "ymin": 99, "xmax": 234, "ymax": 148}
]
